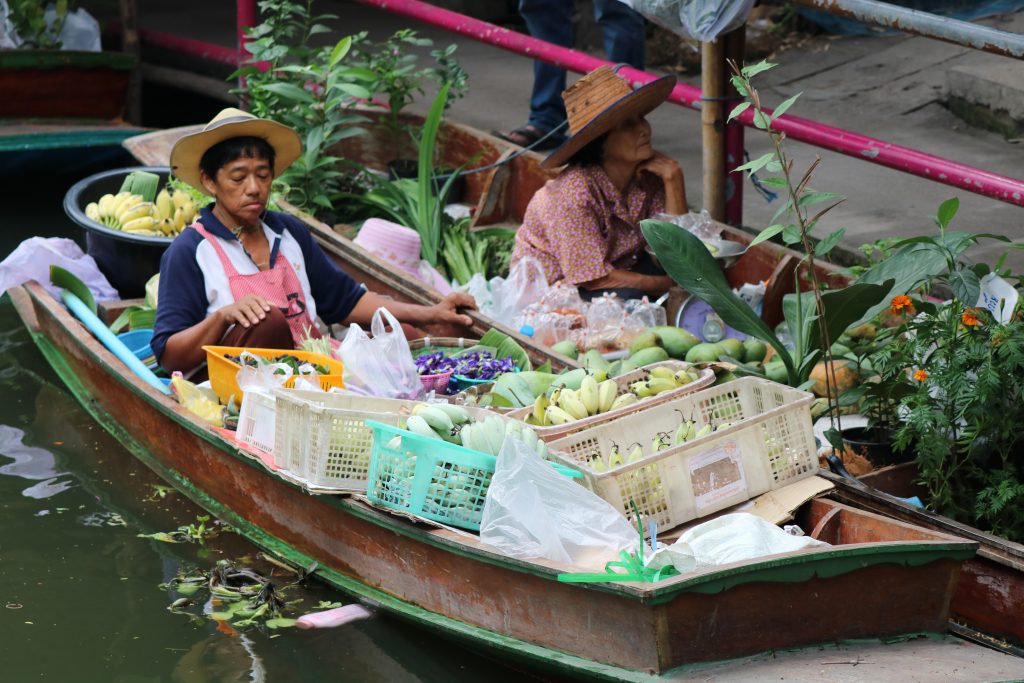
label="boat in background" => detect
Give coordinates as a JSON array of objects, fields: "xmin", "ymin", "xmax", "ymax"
[{"xmin": 10, "ymin": 279, "xmax": 1024, "ymax": 682}]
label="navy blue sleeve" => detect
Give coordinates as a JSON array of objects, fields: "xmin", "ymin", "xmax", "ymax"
[
  {"xmin": 275, "ymin": 213, "xmax": 366, "ymax": 325},
  {"xmin": 151, "ymin": 229, "xmax": 210, "ymax": 364}
]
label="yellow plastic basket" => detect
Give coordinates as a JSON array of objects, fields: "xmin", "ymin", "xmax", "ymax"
[
  {"xmin": 203, "ymin": 345, "xmax": 343, "ymax": 405},
  {"xmin": 545, "ymin": 377, "xmax": 818, "ymax": 531}
]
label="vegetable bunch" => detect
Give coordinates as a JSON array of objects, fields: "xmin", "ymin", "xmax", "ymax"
[{"xmin": 414, "ymin": 351, "xmax": 514, "ymax": 380}]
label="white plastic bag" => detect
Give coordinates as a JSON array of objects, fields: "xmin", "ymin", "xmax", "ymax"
[
  {"xmin": 617, "ymin": 0, "xmax": 756, "ymax": 42},
  {"xmin": 460, "ymin": 257, "xmax": 549, "ymax": 327},
  {"xmin": 235, "ymin": 352, "xmax": 293, "ymax": 395},
  {"xmin": 645, "ymin": 513, "xmax": 829, "ymax": 574},
  {"xmin": 480, "ymin": 437, "xmax": 638, "ymax": 569},
  {"xmin": 0, "ymin": 237, "xmax": 118, "ymax": 302},
  {"xmin": 336, "ymin": 308, "xmax": 423, "ymax": 400},
  {"xmin": 53, "ymin": 7, "xmax": 101, "ymax": 51}
]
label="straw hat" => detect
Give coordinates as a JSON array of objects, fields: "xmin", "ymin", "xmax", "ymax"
[
  {"xmin": 542, "ymin": 66, "xmax": 676, "ymax": 169},
  {"xmin": 169, "ymin": 108, "xmax": 302, "ymax": 194}
]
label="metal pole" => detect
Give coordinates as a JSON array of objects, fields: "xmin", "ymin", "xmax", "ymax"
[
  {"xmin": 723, "ymin": 26, "xmax": 746, "ymax": 226},
  {"xmin": 701, "ymin": 38, "xmax": 727, "ymax": 222},
  {"xmin": 787, "ymin": 0, "xmax": 1024, "ymax": 60}
]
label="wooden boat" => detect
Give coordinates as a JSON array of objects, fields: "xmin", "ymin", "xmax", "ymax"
[{"xmin": 11, "ymin": 279, "xmax": 1024, "ymax": 681}]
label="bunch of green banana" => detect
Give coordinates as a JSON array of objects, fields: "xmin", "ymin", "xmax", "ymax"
[
  {"xmin": 84, "ymin": 183, "xmax": 197, "ymax": 237},
  {"xmin": 395, "ymin": 402, "xmax": 546, "ymax": 459}
]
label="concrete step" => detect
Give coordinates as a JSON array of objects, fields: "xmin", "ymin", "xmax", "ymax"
[{"xmin": 947, "ymin": 61, "xmax": 1024, "ymax": 138}]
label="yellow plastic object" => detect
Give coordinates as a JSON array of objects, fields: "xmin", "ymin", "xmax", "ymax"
[
  {"xmin": 170, "ymin": 374, "xmax": 224, "ymax": 427},
  {"xmin": 203, "ymin": 345, "xmax": 344, "ymax": 405}
]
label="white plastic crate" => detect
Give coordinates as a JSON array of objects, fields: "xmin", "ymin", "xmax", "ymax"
[
  {"xmin": 236, "ymin": 390, "xmax": 278, "ymax": 454},
  {"xmin": 273, "ymin": 390, "xmax": 421, "ymax": 490},
  {"xmin": 507, "ymin": 361, "xmax": 715, "ymax": 442},
  {"xmin": 545, "ymin": 377, "xmax": 818, "ymax": 531}
]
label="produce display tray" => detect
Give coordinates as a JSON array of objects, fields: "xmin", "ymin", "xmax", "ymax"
[{"xmin": 203, "ymin": 345, "xmax": 343, "ymax": 405}]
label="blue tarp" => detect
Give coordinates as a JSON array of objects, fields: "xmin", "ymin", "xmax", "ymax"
[{"xmin": 800, "ymin": 0, "xmax": 1024, "ymax": 36}]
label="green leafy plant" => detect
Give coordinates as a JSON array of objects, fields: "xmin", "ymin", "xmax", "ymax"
[
  {"xmin": 137, "ymin": 515, "xmax": 223, "ymax": 544},
  {"xmin": 7, "ymin": 0, "xmax": 69, "ymax": 49},
  {"xmin": 234, "ymin": 1, "xmax": 376, "ymax": 213},
  {"xmin": 441, "ymin": 221, "xmax": 517, "ymax": 285}
]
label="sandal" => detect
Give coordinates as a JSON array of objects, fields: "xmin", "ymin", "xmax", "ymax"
[{"xmin": 494, "ymin": 124, "xmax": 565, "ymax": 151}]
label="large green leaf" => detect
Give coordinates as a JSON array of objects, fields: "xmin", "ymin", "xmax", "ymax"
[
  {"xmin": 811, "ymin": 280, "xmax": 893, "ymax": 354},
  {"xmin": 641, "ymin": 219, "xmax": 795, "ymax": 380},
  {"xmin": 852, "ymin": 242, "xmax": 947, "ymax": 323},
  {"xmin": 50, "ymin": 266, "xmax": 96, "ymax": 314}
]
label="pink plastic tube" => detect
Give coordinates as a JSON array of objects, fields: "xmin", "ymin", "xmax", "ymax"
[
  {"xmin": 351, "ymin": 0, "xmax": 1024, "ymax": 208},
  {"xmin": 296, "ymin": 604, "xmax": 375, "ymax": 629}
]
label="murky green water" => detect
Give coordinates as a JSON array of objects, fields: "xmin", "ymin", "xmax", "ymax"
[{"xmin": 0, "ymin": 173, "xmax": 539, "ymax": 682}]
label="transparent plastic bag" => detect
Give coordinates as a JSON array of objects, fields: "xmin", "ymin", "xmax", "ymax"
[
  {"xmin": 617, "ymin": 0, "xmax": 756, "ymax": 42},
  {"xmin": 459, "ymin": 257, "xmax": 549, "ymax": 327},
  {"xmin": 235, "ymin": 351, "xmax": 293, "ymax": 395},
  {"xmin": 480, "ymin": 437, "xmax": 638, "ymax": 569},
  {"xmin": 337, "ymin": 308, "xmax": 424, "ymax": 400},
  {"xmin": 170, "ymin": 373, "xmax": 223, "ymax": 427},
  {"xmin": 585, "ymin": 294, "xmax": 627, "ymax": 348}
]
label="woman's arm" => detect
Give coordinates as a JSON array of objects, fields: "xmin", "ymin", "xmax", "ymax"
[
  {"xmin": 639, "ymin": 152, "xmax": 688, "ymax": 215},
  {"xmin": 344, "ymin": 290, "xmax": 476, "ymax": 328},
  {"xmin": 581, "ymin": 269, "xmax": 673, "ymax": 295},
  {"xmin": 160, "ymin": 295, "xmax": 273, "ymax": 372}
]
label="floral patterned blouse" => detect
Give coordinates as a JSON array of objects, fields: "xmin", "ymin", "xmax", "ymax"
[{"xmin": 511, "ymin": 164, "xmax": 666, "ymax": 286}]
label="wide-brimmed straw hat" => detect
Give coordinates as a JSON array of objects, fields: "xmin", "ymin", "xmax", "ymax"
[
  {"xmin": 169, "ymin": 107, "xmax": 302, "ymax": 194},
  {"xmin": 542, "ymin": 66, "xmax": 676, "ymax": 169}
]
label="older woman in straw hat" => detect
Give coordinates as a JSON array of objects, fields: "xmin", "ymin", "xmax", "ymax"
[
  {"xmin": 152, "ymin": 108, "xmax": 476, "ymax": 376},
  {"xmin": 511, "ymin": 66, "xmax": 686, "ymax": 300}
]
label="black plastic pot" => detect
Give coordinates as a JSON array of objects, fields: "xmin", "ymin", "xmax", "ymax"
[
  {"xmin": 842, "ymin": 426, "xmax": 910, "ymax": 468},
  {"xmin": 64, "ymin": 165, "xmax": 174, "ymax": 299},
  {"xmin": 386, "ymin": 159, "xmax": 466, "ymax": 204}
]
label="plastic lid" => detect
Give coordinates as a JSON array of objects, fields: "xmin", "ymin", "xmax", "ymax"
[{"xmin": 519, "ymin": 324, "xmax": 534, "ymax": 337}]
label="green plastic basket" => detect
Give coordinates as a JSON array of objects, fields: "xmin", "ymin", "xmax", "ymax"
[{"xmin": 365, "ymin": 419, "xmax": 495, "ymax": 530}]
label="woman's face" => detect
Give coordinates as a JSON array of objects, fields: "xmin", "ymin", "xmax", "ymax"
[
  {"xmin": 200, "ymin": 155, "xmax": 273, "ymax": 223},
  {"xmin": 602, "ymin": 115, "xmax": 653, "ymax": 165}
]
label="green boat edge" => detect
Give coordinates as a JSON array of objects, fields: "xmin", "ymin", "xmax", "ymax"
[
  {"xmin": 0, "ymin": 126, "xmax": 147, "ymax": 153},
  {"xmin": 0, "ymin": 50, "xmax": 137, "ymax": 70},
  {"xmin": 26, "ymin": 326, "xmax": 973, "ymax": 681}
]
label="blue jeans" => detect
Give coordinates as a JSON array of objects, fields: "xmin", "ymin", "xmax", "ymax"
[{"xmin": 520, "ymin": 0, "xmax": 646, "ymax": 135}]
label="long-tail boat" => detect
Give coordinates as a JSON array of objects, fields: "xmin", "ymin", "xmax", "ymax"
[
  {"xmin": 120, "ymin": 118, "xmax": 1024, "ymax": 652},
  {"xmin": 10, "ymin": 279, "xmax": 1024, "ymax": 681}
]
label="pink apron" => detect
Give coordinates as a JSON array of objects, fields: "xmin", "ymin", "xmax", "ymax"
[{"xmin": 193, "ymin": 223, "xmax": 322, "ymax": 346}]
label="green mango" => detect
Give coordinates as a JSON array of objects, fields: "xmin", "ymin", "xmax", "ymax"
[
  {"xmin": 614, "ymin": 359, "xmax": 638, "ymax": 377},
  {"xmin": 551, "ymin": 340, "xmax": 579, "ymax": 360},
  {"xmin": 581, "ymin": 348, "xmax": 611, "ymax": 372},
  {"xmin": 718, "ymin": 338, "xmax": 744, "ymax": 362},
  {"xmin": 742, "ymin": 338, "xmax": 767, "ymax": 363},
  {"xmin": 629, "ymin": 346, "xmax": 670, "ymax": 368},
  {"xmin": 652, "ymin": 326, "xmax": 700, "ymax": 360},
  {"xmin": 763, "ymin": 362, "xmax": 788, "ymax": 384},
  {"xmin": 606, "ymin": 359, "xmax": 623, "ymax": 378},
  {"xmin": 550, "ymin": 367, "xmax": 589, "ymax": 391},
  {"xmin": 713, "ymin": 370, "xmax": 738, "ymax": 386},
  {"xmin": 628, "ymin": 331, "xmax": 660, "ymax": 356},
  {"xmin": 830, "ymin": 342, "xmax": 853, "ymax": 358},
  {"xmin": 685, "ymin": 342, "xmax": 723, "ymax": 364}
]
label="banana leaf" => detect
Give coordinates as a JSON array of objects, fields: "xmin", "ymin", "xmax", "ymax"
[
  {"xmin": 641, "ymin": 219, "xmax": 796, "ymax": 381},
  {"xmin": 49, "ymin": 266, "xmax": 96, "ymax": 314},
  {"xmin": 474, "ymin": 328, "xmax": 531, "ymax": 372}
]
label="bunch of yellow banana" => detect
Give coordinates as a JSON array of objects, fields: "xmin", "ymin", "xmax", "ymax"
[
  {"xmin": 628, "ymin": 366, "xmax": 701, "ymax": 399},
  {"xmin": 84, "ymin": 186, "xmax": 197, "ymax": 237},
  {"xmin": 398, "ymin": 403, "xmax": 546, "ymax": 459}
]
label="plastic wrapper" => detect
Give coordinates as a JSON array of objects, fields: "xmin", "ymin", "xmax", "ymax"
[
  {"xmin": 616, "ymin": 0, "xmax": 756, "ymax": 42},
  {"xmin": 479, "ymin": 437, "xmax": 638, "ymax": 569},
  {"xmin": 235, "ymin": 351, "xmax": 294, "ymax": 396},
  {"xmin": 584, "ymin": 294, "xmax": 627, "ymax": 349},
  {"xmin": 0, "ymin": 237, "xmax": 118, "ymax": 302},
  {"xmin": 652, "ymin": 210, "xmax": 720, "ymax": 241},
  {"xmin": 336, "ymin": 308, "xmax": 424, "ymax": 400},
  {"xmin": 645, "ymin": 513, "xmax": 829, "ymax": 574},
  {"xmin": 460, "ymin": 257, "xmax": 549, "ymax": 327},
  {"xmin": 170, "ymin": 373, "xmax": 223, "ymax": 427}
]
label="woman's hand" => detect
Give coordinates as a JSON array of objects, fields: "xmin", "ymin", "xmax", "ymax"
[
  {"xmin": 430, "ymin": 291, "xmax": 477, "ymax": 327},
  {"xmin": 639, "ymin": 151, "xmax": 688, "ymax": 215},
  {"xmin": 217, "ymin": 294, "xmax": 273, "ymax": 329}
]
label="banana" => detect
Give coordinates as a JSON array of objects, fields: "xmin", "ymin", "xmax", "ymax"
[
  {"xmin": 630, "ymin": 380, "xmax": 652, "ymax": 398},
  {"xmin": 674, "ymin": 369, "xmax": 692, "ymax": 385},
  {"xmin": 180, "ymin": 199, "xmax": 197, "ymax": 224},
  {"xmin": 520, "ymin": 426, "xmax": 539, "ymax": 451},
  {"xmin": 608, "ymin": 446, "xmax": 625, "ymax": 468},
  {"xmin": 173, "ymin": 207, "xmax": 188, "ymax": 231},
  {"xmin": 589, "ymin": 454, "xmax": 607, "ymax": 473},
  {"xmin": 386, "ymin": 435, "xmax": 402, "ymax": 450},
  {"xmin": 694, "ymin": 424, "xmax": 713, "ymax": 440},
  {"xmin": 505, "ymin": 419, "xmax": 522, "ymax": 438},
  {"xmin": 482, "ymin": 417, "xmax": 506, "ymax": 456},
  {"xmin": 649, "ymin": 366, "xmax": 677, "ymax": 382},
  {"xmin": 532, "ymin": 393, "xmax": 550, "ymax": 425},
  {"xmin": 558, "ymin": 389, "xmax": 589, "ymax": 421},
  {"xmin": 158, "ymin": 218, "xmax": 176, "ymax": 236},
  {"xmin": 118, "ymin": 201, "xmax": 154, "ymax": 225},
  {"xmin": 459, "ymin": 423, "xmax": 480, "ymax": 452},
  {"xmin": 716, "ymin": 422, "xmax": 733, "ymax": 431},
  {"xmin": 597, "ymin": 379, "xmax": 617, "ymax": 413},
  {"xmin": 97, "ymin": 193, "xmax": 117, "ymax": 218},
  {"xmin": 85, "ymin": 202, "xmax": 101, "ymax": 222},
  {"xmin": 651, "ymin": 433, "xmax": 670, "ymax": 452},
  {"xmin": 647, "ymin": 377, "xmax": 678, "ymax": 395},
  {"xmin": 674, "ymin": 420, "xmax": 696, "ymax": 444},
  {"xmin": 627, "ymin": 444, "xmax": 645, "ymax": 462},
  {"xmin": 121, "ymin": 216, "xmax": 158, "ymax": 233},
  {"xmin": 155, "ymin": 189, "xmax": 173, "ymax": 221},
  {"xmin": 435, "ymin": 403, "xmax": 471, "ymax": 425},
  {"xmin": 536, "ymin": 440, "xmax": 548, "ymax": 459},
  {"xmin": 417, "ymin": 406, "xmax": 455, "ymax": 435},
  {"xmin": 406, "ymin": 415, "xmax": 441, "ymax": 440},
  {"xmin": 544, "ymin": 405, "xmax": 574, "ymax": 425},
  {"xmin": 112, "ymin": 193, "xmax": 143, "ymax": 220},
  {"xmin": 609, "ymin": 393, "xmax": 639, "ymax": 411},
  {"xmin": 172, "ymin": 189, "xmax": 192, "ymax": 210},
  {"xmin": 579, "ymin": 375, "xmax": 599, "ymax": 416}
]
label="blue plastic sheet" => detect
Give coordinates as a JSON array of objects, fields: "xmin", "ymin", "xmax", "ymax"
[{"xmin": 800, "ymin": 1, "xmax": 1024, "ymax": 36}]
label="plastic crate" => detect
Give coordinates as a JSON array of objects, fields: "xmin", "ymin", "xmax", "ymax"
[
  {"xmin": 507, "ymin": 361, "xmax": 715, "ymax": 442},
  {"xmin": 546, "ymin": 377, "xmax": 818, "ymax": 531},
  {"xmin": 273, "ymin": 390, "xmax": 420, "ymax": 490},
  {"xmin": 202, "ymin": 345, "xmax": 344, "ymax": 405},
  {"xmin": 236, "ymin": 389, "xmax": 278, "ymax": 454}
]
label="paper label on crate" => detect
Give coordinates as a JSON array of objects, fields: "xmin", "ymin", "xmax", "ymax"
[
  {"xmin": 977, "ymin": 273, "xmax": 1017, "ymax": 324},
  {"xmin": 689, "ymin": 439, "xmax": 747, "ymax": 514}
]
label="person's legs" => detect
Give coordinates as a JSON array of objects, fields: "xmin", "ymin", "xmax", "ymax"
[
  {"xmin": 594, "ymin": 0, "xmax": 646, "ymax": 69},
  {"xmin": 187, "ymin": 306, "xmax": 294, "ymax": 382}
]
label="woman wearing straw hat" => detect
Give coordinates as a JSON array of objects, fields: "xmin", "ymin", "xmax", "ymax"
[
  {"xmin": 510, "ymin": 66, "xmax": 687, "ymax": 301},
  {"xmin": 152, "ymin": 108, "xmax": 476, "ymax": 376}
]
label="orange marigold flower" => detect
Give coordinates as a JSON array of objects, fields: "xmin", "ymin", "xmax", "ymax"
[
  {"xmin": 961, "ymin": 308, "xmax": 980, "ymax": 327},
  {"xmin": 890, "ymin": 295, "xmax": 915, "ymax": 315},
  {"xmin": 913, "ymin": 369, "xmax": 929, "ymax": 381}
]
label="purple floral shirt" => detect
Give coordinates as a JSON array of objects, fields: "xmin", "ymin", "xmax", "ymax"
[{"xmin": 511, "ymin": 164, "xmax": 666, "ymax": 286}]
